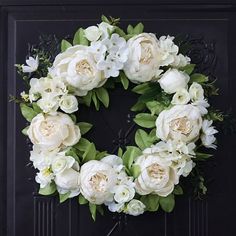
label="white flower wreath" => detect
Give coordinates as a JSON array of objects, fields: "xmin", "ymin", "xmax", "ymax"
[{"xmin": 16, "ymin": 15, "xmax": 222, "ymax": 220}]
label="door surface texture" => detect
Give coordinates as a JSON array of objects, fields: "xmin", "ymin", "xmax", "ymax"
[{"xmin": 1, "ymin": 0, "xmax": 236, "ymax": 236}]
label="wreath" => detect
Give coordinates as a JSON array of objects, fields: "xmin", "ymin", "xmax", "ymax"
[{"xmin": 15, "ymin": 16, "xmax": 223, "ymax": 220}]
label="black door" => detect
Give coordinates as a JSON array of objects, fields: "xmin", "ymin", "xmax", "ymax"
[{"xmin": 1, "ymin": 1, "xmax": 236, "ymax": 236}]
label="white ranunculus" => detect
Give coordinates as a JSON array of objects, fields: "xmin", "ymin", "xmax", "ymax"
[
  {"xmin": 156, "ymin": 104, "xmax": 202, "ymax": 143},
  {"xmin": 157, "ymin": 35, "xmax": 179, "ymax": 67},
  {"xmin": 29, "ymin": 77, "xmax": 67, "ymax": 102},
  {"xmin": 55, "ymin": 162, "xmax": 80, "ymax": 197},
  {"xmin": 98, "ymin": 22, "xmax": 114, "ymax": 40},
  {"xmin": 80, "ymin": 160, "xmax": 117, "ymax": 204},
  {"xmin": 113, "ymin": 185, "xmax": 135, "ymax": 204},
  {"xmin": 189, "ymin": 82, "xmax": 204, "ymax": 102},
  {"xmin": 84, "ymin": 26, "xmax": 102, "ymax": 42},
  {"xmin": 124, "ymin": 33, "xmax": 162, "ymax": 83},
  {"xmin": 171, "ymin": 54, "xmax": 191, "ymax": 68},
  {"xmin": 171, "ymin": 89, "xmax": 190, "ymax": 105},
  {"xmin": 37, "ymin": 94, "xmax": 60, "ymax": 114},
  {"xmin": 27, "ymin": 112, "xmax": 81, "ymax": 151},
  {"xmin": 158, "ymin": 69, "xmax": 190, "ymax": 94},
  {"xmin": 134, "ymin": 153, "xmax": 179, "ymax": 197},
  {"xmin": 22, "ymin": 55, "xmax": 39, "ymax": 73},
  {"xmin": 51, "ymin": 45, "xmax": 106, "ymax": 96},
  {"xmin": 125, "ymin": 199, "xmax": 145, "ymax": 216},
  {"xmin": 59, "ymin": 94, "xmax": 78, "ymax": 114},
  {"xmin": 36, "ymin": 168, "xmax": 54, "ymax": 188},
  {"xmin": 201, "ymin": 120, "xmax": 218, "ymax": 149}
]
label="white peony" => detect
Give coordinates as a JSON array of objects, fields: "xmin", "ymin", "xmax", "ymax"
[
  {"xmin": 201, "ymin": 120, "xmax": 218, "ymax": 149},
  {"xmin": 171, "ymin": 88, "xmax": 190, "ymax": 105},
  {"xmin": 157, "ymin": 35, "xmax": 179, "ymax": 66},
  {"xmin": 158, "ymin": 69, "xmax": 190, "ymax": 94},
  {"xmin": 59, "ymin": 94, "xmax": 78, "ymax": 114},
  {"xmin": 156, "ymin": 104, "xmax": 202, "ymax": 143},
  {"xmin": 189, "ymin": 82, "xmax": 204, "ymax": 102},
  {"xmin": 27, "ymin": 112, "xmax": 81, "ymax": 151},
  {"xmin": 124, "ymin": 33, "xmax": 162, "ymax": 83},
  {"xmin": 36, "ymin": 168, "xmax": 54, "ymax": 188},
  {"xmin": 125, "ymin": 199, "xmax": 145, "ymax": 216},
  {"xmin": 84, "ymin": 26, "xmax": 102, "ymax": 42},
  {"xmin": 22, "ymin": 55, "xmax": 39, "ymax": 73},
  {"xmin": 55, "ymin": 161, "xmax": 80, "ymax": 197},
  {"xmin": 134, "ymin": 153, "xmax": 179, "ymax": 196},
  {"xmin": 51, "ymin": 45, "xmax": 106, "ymax": 96},
  {"xmin": 80, "ymin": 159, "xmax": 117, "ymax": 204}
]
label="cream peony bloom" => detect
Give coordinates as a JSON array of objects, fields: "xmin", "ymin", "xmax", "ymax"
[
  {"xmin": 27, "ymin": 112, "xmax": 81, "ymax": 151},
  {"xmin": 59, "ymin": 94, "xmax": 78, "ymax": 114},
  {"xmin": 51, "ymin": 45, "xmax": 106, "ymax": 96},
  {"xmin": 80, "ymin": 159, "xmax": 117, "ymax": 204},
  {"xmin": 158, "ymin": 69, "xmax": 190, "ymax": 94},
  {"xmin": 125, "ymin": 199, "xmax": 146, "ymax": 216},
  {"xmin": 156, "ymin": 104, "xmax": 202, "ymax": 143},
  {"xmin": 134, "ymin": 153, "xmax": 179, "ymax": 197},
  {"xmin": 124, "ymin": 33, "xmax": 162, "ymax": 83}
]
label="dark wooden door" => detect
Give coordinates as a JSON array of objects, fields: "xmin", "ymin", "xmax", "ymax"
[{"xmin": 1, "ymin": 1, "xmax": 236, "ymax": 236}]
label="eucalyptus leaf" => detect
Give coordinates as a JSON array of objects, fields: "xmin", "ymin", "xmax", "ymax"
[
  {"xmin": 134, "ymin": 113, "xmax": 157, "ymax": 128},
  {"xmin": 159, "ymin": 194, "xmax": 175, "ymax": 213},
  {"xmin": 61, "ymin": 39, "xmax": 72, "ymax": 52},
  {"xmin": 77, "ymin": 122, "xmax": 93, "ymax": 135}
]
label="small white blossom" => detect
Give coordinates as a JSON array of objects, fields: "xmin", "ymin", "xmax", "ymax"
[
  {"xmin": 201, "ymin": 120, "xmax": 218, "ymax": 149},
  {"xmin": 22, "ymin": 56, "xmax": 39, "ymax": 73}
]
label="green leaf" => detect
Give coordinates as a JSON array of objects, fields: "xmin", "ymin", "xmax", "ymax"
[
  {"xmin": 127, "ymin": 25, "xmax": 134, "ymax": 34},
  {"xmin": 101, "ymin": 15, "xmax": 111, "ymax": 24},
  {"xmin": 140, "ymin": 194, "xmax": 160, "ymax": 212},
  {"xmin": 122, "ymin": 146, "xmax": 142, "ymax": 169},
  {"xmin": 21, "ymin": 126, "xmax": 29, "ymax": 136},
  {"xmin": 159, "ymin": 194, "xmax": 175, "ymax": 213},
  {"xmin": 173, "ymin": 185, "xmax": 183, "ymax": 195},
  {"xmin": 205, "ymin": 110, "xmax": 224, "ymax": 122},
  {"xmin": 73, "ymin": 28, "xmax": 89, "ymax": 46},
  {"xmin": 180, "ymin": 64, "xmax": 196, "ymax": 75},
  {"xmin": 195, "ymin": 152, "xmax": 213, "ymax": 161},
  {"xmin": 59, "ymin": 192, "xmax": 70, "ymax": 203},
  {"xmin": 130, "ymin": 165, "xmax": 141, "ymax": 178},
  {"xmin": 78, "ymin": 194, "xmax": 88, "ymax": 205},
  {"xmin": 96, "ymin": 151, "xmax": 108, "ymax": 160},
  {"xmin": 81, "ymin": 91, "xmax": 92, "ymax": 107},
  {"xmin": 133, "ymin": 23, "xmax": 144, "ymax": 34},
  {"xmin": 132, "ymin": 83, "xmax": 151, "ymax": 94},
  {"xmin": 32, "ymin": 102, "xmax": 42, "ymax": 113},
  {"xmin": 135, "ymin": 129, "xmax": 154, "ymax": 150},
  {"xmin": 89, "ymin": 203, "xmax": 97, "ymax": 221},
  {"xmin": 117, "ymin": 147, "xmax": 123, "ymax": 157},
  {"xmin": 131, "ymin": 101, "xmax": 146, "ymax": 112},
  {"xmin": 148, "ymin": 128, "xmax": 158, "ymax": 143},
  {"xmin": 65, "ymin": 147, "xmax": 80, "ymax": 162},
  {"xmin": 146, "ymin": 101, "xmax": 165, "ymax": 116},
  {"xmin": 61, "ymin": 39, "xmax": 72, "ymax": 52},
  {"xmin": 114, "ymin": 26, "xmax": 126, "ymax": 37},
  {"xmin": 70, "ymin": 114, "xmax": 77, "ymax": 123},
  {"xmin": 20, "ymin": 103, "xmax": 38, "ymax": 122},
  {"xmin": 92, "ymin": 92, "xmax": 100, "ymax": 111},
  {"xmin": 39, "ymin": 183, "xmax": 56, "ymax": 195},
  {"xmin": 82, "ymin": 142, "xmax": 96, "ymax": 162},
  {"xmin": 134, "ymin": 113, "xmax": 157, "ymax": 128},
  {"xmin": 96, "ymin": 205, "xmax": 104, "ymax": 216},
  {"xmin": 95, "ymin": 87, "xmax": 109, "ymax": 108},
  {"xmin": 120, "ymin": 72, "xmax": 129, "ymax": 90},
  {"xmin": 190, "ymin": 73, "xmax": 208, "ymax": 83},
  {"xmin": 74, "ymin": 138, "xmax": 91, "ymax": 152},
  {"xmin": 78, "ymin": 122, "xmax": 93, "ymax": 135}
]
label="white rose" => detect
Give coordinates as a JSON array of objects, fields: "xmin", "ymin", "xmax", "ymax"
[
  {"xmin": 171, "ymin": 89, "xmax": 190, "ymax": 105},
  {"xmin": 80, "ymin": 160, "xmax": 117, "ymax": 204},
  {"xmin": 201, "ymin": 120, "xmax": 218, "ymax": 149},
  {"xmin": 84, "ymin": 26, "xmax": 102, "ymax": 42},
  {"xmin": 51, "ymin": 154, "xmax": 75, "ymax": 174},
  {"xmin": 113, "ymin": 185, "xmax": 135, "ymax": 204},
  {"xmin": 27, "ymin": 112, "xmax": 81, "ymax": 151},
  {"xmin": 156, "ymin": 104, "xmax": 202, "ymax": 143},
  {"xmin": 158, "ymin": 69, "xmax": 190, "ymax": 94},
  {"xmin": 157, "ymin": 35, "xmax": 179, "ymax": 66},
  {"xmin": 36, "ymin": 168, "xmax": 54, "ymax": 188},
  {"xmin": 55, "ymin": 162, "xmax": 80, "ymax": 197},
  {"xmin": 134, "ymin": 154, "xmax": 179, "ymax": 196},
  {"xmin": 59, "ymin": 94, "xmax": 78, "ymax": 114},
  {"xmin": 125, "ymin": 199, "xmax": 145, "ymax": 216},
  {"xmin": 51, "ymin": 45, "xmax": 106, "ymax": 96},
  {"xmin": 189, "ymin": 82, "xmax": 204, "ymax": 102},
  {"xmin": 124, "ymin": 33, "xmax": 162, "ymax": 83}
]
